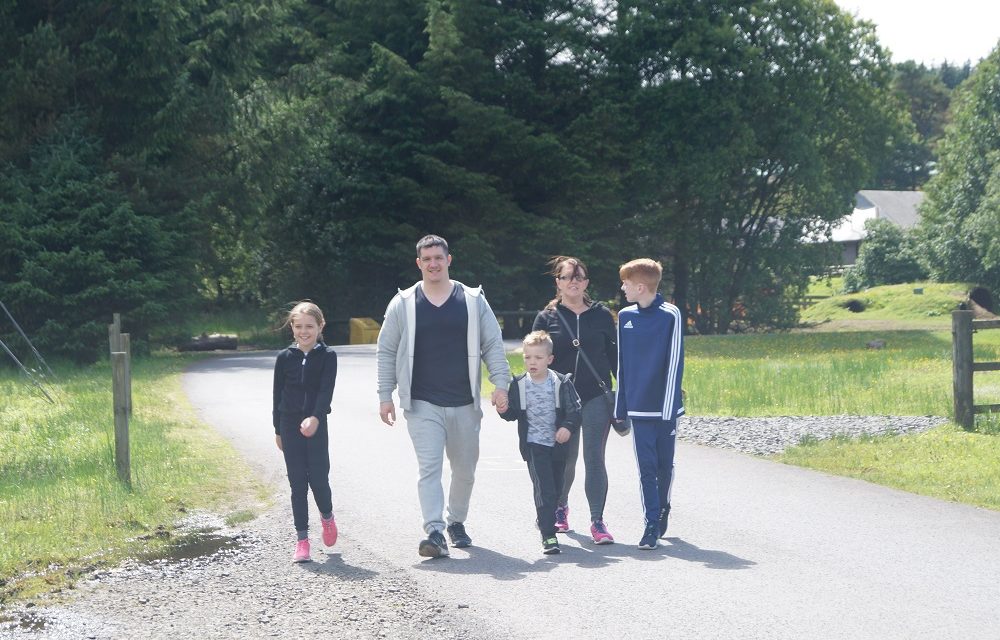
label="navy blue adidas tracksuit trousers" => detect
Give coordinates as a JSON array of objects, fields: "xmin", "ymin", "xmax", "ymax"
[{"xmin": 631, "ymin": 418, "xmax": 676, "ymax": 526}]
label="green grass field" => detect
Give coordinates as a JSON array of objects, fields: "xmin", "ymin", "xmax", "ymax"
[{"xmin": 0, "ymin": 355, "xmax": 267, "ymax": 601}]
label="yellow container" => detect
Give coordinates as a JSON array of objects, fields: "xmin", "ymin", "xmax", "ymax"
[{"xmin": 349, "ymin": 317, "xmax": 381, "ymax": 344}]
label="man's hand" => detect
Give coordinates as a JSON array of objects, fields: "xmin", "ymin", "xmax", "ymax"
[
  {"xmin": 379, "ymin": 401, "xmax": 396, "ymax": 426},
  {"xmin": 555, "ymin": 427, "xmax": 571, "ymax": 444},
  {"xmin": 491, "ymin": 388, "xmax": 508, "ymax": 413},
  {"xmin": 299, "ymin": 416, "xmax": 319, "ymax": 438},
  {"xmin": 275, "ymin": 434, "xmax": 283, "ymax": 451}
]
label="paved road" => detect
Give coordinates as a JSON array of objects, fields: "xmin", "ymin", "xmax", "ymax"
[{"xmin": 183, "ymin": 346, "xmax": 1000, "ymax": 640}]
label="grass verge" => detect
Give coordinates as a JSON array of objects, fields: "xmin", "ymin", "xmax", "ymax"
[
  {"xmin": 0, "ymin": 354, "xmax": 268, "ymax": 602},
  {"xmin": 778, "ymin": 421, "xmax": 1000, "ymax": 510}
]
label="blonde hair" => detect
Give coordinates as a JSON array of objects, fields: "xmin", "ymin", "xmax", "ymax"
[
  {"xmin": 522, "ymin": 330, "xmax": 553, "ymax": 354},
  {"xmin": 283, "ymin": 301, "xmax": 326, "ymax": 340},
  {"xmin": 619, "ymin": 258, "xmax": 662, "ymax": 290}
]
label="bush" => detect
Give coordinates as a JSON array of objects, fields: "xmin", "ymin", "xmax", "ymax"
[{"xmin": 843, "ymin": 218, "xmax": 927, "ymax": 291}]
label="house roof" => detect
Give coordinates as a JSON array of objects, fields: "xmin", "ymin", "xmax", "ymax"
[
  {"xmin": 855, "ymin": 190, "xmax": 925, "ymax": 228},
  {"xmin": 829, "ymin": 190, "xmax": 926, "ymax": 243}
]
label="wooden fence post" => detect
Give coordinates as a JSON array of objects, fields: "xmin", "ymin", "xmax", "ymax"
[
  {"xmin": 122, "ymin": 333, "xmax": 132, "ymax": 416},
  {"xmin": 952, "ymin": 310, "xmax": 975, "ymax": 430},
  {"xmin": 109, "ymin": 315, "xmax": 121, "ymax": 354},
  {"xmin": 111, "ymin": 351, "xmax": 131, "ymax": 486}
]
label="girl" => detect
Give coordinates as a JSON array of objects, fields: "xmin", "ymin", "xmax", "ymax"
[
  {"xmin": 272, "ymin": 301, "xmax": 339, "ymax": 562},
  {"xmin": 532, "ymin": 256, "xmax": 621, "ymax": 545}
]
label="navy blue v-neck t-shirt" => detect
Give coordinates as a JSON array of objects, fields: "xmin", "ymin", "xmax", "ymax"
[{"xmin": 410, "ymin": 284, "xmax": 473, "ymax": 407}]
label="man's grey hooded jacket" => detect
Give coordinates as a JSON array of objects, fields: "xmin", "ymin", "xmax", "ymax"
[{"xmin": 376, "ymin": 280, "xmax": 511, "ymax": 410}]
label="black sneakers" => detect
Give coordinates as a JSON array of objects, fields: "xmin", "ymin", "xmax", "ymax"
[
  {"xmin": 542, "ymin": 537, "xmax": 561, "ymax": 554},
  {"xmin": 658, "ymin": 504, "xmax": 671, "ymax": 539},
  {"xmin": 446, "ymin": 522, "xmax": 472, "ymax": 548},
  {"xmin": 638, "ymin": 524, "xmax": 659, "ymax": 550},
  {"xmin": 418, "ymin": 530, "xmax": 450, "ymax": 558}
]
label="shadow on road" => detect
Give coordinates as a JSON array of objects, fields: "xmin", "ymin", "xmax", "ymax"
[
  {"xmin": 410, "ymin": 545, "xmax": 564, "ymax": 581},
  {"xmin": 661, "ymin": 537, "xmax": 756, "ymax": 569},
  {"xmin": 301, "ymin": 552, "xmax": 380, "ymax": 581}
]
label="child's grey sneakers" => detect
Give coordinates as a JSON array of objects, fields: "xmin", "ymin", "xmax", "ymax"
[
  {"xmin": 446, "ymin": 522, "xmax": 472, "ymax": 548},
  {"xmin": 418, "ymin": 530, "xmax": 450, "ymax": 558}
]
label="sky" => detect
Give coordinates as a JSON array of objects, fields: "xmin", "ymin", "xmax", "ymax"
[{"xmin": 838, "ymin": 0, "xmax": 1000, "ymax": 66}]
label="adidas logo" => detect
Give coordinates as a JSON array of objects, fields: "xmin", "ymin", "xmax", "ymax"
[{"xmin": 623, "ymin": 320, "xmax": 634, "ymax": 328}]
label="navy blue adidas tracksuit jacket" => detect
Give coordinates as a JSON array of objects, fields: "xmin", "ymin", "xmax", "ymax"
[{"xmin": 614, "ymin": 293, "xmax": 684, "ymax": 526}]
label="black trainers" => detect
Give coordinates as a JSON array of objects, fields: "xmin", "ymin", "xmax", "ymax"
[
  {"xmin": 542, "ymin": 537, "xmax": 561, "ymax": 554},
  {"xmin": 446, "ymin": 522, "xmax": 472, "ymax": 548},
  {"xmin": 418, "ymin": 530, "xmax": 450, "ymax": 558},
  {"xmin": 638, "ymin": 524, "xmax": 658, "ymax": 550},
  {"xmin": 658, "ymin": 504, "xmax": 671, "ymax": 539}
]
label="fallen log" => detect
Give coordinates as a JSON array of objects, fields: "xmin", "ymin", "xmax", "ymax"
[{"xmin": 179, "ymin": 333, "xmax": 238, "ymax": 352}]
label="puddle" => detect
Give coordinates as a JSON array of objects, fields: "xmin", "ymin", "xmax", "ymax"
[
  {"xmin": 135, "ymin": 511, "xmax": 251, "ymax": 564},
  {"xmin": 156, "ymin": 532, "xmax": 246, "ymax": 562},
  {"xmin": 0, "ymin": 612, "xmax": 48, "ymax": 631}
]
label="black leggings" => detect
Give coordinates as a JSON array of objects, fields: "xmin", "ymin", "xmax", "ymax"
[{"xmin": 279, "ymin": 416, "xmax": 333, "ymax": 533}]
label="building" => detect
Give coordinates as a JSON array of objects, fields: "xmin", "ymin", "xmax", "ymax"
[{"xmin": 829, "ymin": 190, "xmax": 925, "ymax": 265}]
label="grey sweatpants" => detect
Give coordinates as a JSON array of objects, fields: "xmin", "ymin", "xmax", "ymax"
[{"xmin": 404, "ymin": 400, "xmax": 483, "ymax": 534}]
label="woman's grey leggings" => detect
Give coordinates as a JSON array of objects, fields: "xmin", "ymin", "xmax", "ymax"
[{"xmin": 557, "ymin": 394, "xmax": 611, "ymax": 521}]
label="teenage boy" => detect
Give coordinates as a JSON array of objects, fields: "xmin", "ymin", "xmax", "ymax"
[
  {"xmin": 498, "ymin": 331, "xmax": 582, "ymax": 554},
  {"xmin": 377, "ymin": 234, "xmax": 511, "ymax": 558},
  {"xmin": 615, "ymin": 258, "xmax": 684, "ymax": 550}
]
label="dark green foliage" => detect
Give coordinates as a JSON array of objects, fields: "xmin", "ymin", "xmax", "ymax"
[
  {"xmin": 0, "ymin": 114, "xmax": 183, "ymax": 362},
  {"xmin": 918, "ymin": 45, "xmax": 1000, "ymax": 293},
  {"xmin": 600, "ymin": 0, "xmax": 898, "ymax": 333},
  {"xmin": 2, "ymin": 0, "xmax": 924, "ymax": 348},
  {"xmin": 842, "ymin": 219, "xmax": 927, "ymax": 292},
  {"xmin": 872, "ymin": 62, "xmax": 952, "ymax": 190}
]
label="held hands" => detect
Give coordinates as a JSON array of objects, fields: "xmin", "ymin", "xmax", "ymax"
[
  {"xmin": 612, "ymin": 418, "xmax": 631, "ymax": 437},
  {"xmin": 379, "ymin": 401, "xmax": 396, "ymax": 426},
  {"xmin": 299, "ymin": 416, "xmax": 319, "ymax": 438},
  {"xmin": 555, "ymin": 427, "xmax": 571, "ymax": 444},
  {"xmin": 491, "ymin": 388, "xmax": 508, "ymax": 413}
]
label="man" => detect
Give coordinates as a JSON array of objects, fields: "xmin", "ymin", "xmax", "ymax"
[{"xmin": 377, "ymin": 234, "xmax": 511, "ymax": 558}]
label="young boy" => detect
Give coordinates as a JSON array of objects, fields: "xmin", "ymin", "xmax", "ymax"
[
  {"xmin": 615, "ymin": 259, "xmax": 685, "ymax": 550},
  {"xmin": 499, "ymin": 331, "xmax": 582, "ymax": 554}
]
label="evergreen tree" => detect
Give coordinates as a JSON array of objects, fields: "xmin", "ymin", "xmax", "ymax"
[{"xmin": 0, "ymin": 113, "xmax": 183, "ymax": 362}]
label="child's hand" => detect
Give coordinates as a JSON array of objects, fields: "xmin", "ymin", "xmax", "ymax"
[
  {"xmin": 491, "ymin": 388, "xmax": 509, "ymax": 413},
  {"xmin": 275, "ymin": 435, "xmax": 283, "ymax": 451},
  {"xmin": 300, "ymin": 416, "xmax": 319, "ymax": 438},
  {"xmin": 555, "ymin": 427, "xmax": 571, "ymax": 444}
]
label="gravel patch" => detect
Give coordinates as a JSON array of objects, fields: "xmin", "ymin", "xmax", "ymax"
[
  {"xmin": 678, "ymin": 415, "xmax": 947, "ymax": 456},
  {"xmin": 0, "ymin": 507, "xmax": 511, "ymax": 640}
]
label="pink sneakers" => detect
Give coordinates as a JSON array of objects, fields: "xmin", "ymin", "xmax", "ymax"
[
  {"xmin": 293, "ymin": 538, "xmax": 311, "ymax": 563},
  {"xmin": 590, "ymin": 519, "xmax": 615, "ymax": 545},
  {"xmin": 321, "ymin": 515, "xmax": 338, "ymax": 547},
  {"xmin": 554, "ymin": 505, "xmax": 569, "ymax": 533}
]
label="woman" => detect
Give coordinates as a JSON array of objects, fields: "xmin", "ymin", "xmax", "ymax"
[{"xmin": 532, "ymin": 256, "xmax": 621, "ymax": 544}]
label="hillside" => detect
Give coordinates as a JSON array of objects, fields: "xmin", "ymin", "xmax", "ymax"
[{"xmin": 799, "ymin": 282, "xmax": 991, "ymax": 330}]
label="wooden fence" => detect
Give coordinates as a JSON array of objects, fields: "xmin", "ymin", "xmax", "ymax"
[{"xmin": 952, "ymin": 310, "xmax": 1000, "ymax": 429}]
